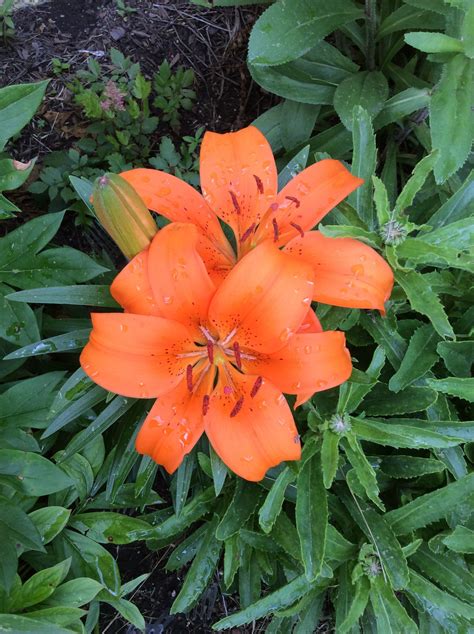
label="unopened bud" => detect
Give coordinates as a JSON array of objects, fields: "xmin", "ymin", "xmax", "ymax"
[{"xmin": 92, "ymin": 173, "xmax": 157, "ymax": 259}]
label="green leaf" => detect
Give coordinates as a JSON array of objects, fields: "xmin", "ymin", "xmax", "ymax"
[
  {"xmin": 278, "ymin": 146, "xmax": 309, "ymax": 190},
  {"xmin": 362, "ymin": 383, "xmax": 437, "ymax": 415},
  {"xmin": 430, "ymin": 54, "xmax": 473, "ymax": 183},
  {"xmin": 28, "ymin": 507, "xmax": 71, "ymax": 545},
  {"xmin": 377, "ymin": 4, "xmax": 444, "ymax": 39},
  {"xmin": 405, "ymin": 31, "xmax": 464, "ymax": 53},
  {"xmin": 0, "ymin": 540, "xmax": 18, "ymax": 593},
  {"xmin": 22, "ymin": 606, "xmax": 85, "ymax": 627},
  {"xmin": 258, "ymin": 466, "xmax": 295, "ymax": 534},
  {"xmin": 374, "ymin": 87, "xmax": 430, "ymax": 129},
  {"xmin": 388, "ymin": 325, "xmax": 441, "ymax": 392},
  {"xmin": 426, "ymin": 377, "xmax": 474, "ymax": 402},
  {"xmin": 166, "ymin": 524, "xmax": 207, "ymax": 572},
  {"xmin": 0, "ymin": 615, "xmax": 72, "ymax": 633},
  {"xmin": 369, "ymin": 576, "xmax": 417, "ymax": 633},
  {"xmin": 42, "ymin": 384, "xmax": 106, "ymax": 438},
  {"xmin": 253, "ymin": 104, "xmax": 283, "ymax": 153},
  {"xmin": 334, "ymin": 71, "xmax": 388, "ymax": 130},
  {"xmin": 0, "ymin": 80, "xmax": 49, "ymax": 150},
  {"xmin": 420, "ymin": 217, "xmax": 473, "ymax": 250},
  {"xmin": 248, "ymin": 0, "xmax": 362, "ymax": 66},
  {"xmin": 395, "ymin": 270, "xmax": 454, "ymax": 339},
  {"xmin": 379, "ymin": 456, "xmax": 445, "ymax": 478},
  {"xmin": 438, "ymin": 341, "xmax": 473, "ymax": 377},
  {"xmin": 351, "ymin": 417, "xmax": 464, "ymax": 449},
  {"xmin": 3, "ymin": 329, "xmax": 91, "ymax": 360},
  {"xmin": 0, "ymin": 283, "xmax": 40, "ymax": 346},
  {"xmin": 0, "ymin": 449, "xmax": 72, "ymax": 495},
  {"xmin": 442, "ymin": 526, "xmax": 474, "ymax": 554},
  {"xmin": 210, "ymin": 446, "xmax": 228, "ymax": 497},
  {"xmin": 212, "ymin": 574, "xmax": 312, "ymax": 630},
  {"xmin": 0, "ymin": 499, "xmax": 44, "ymax": 553},
  {"xmin": 6, "ymin": 285, "xmax": 119, "ymax": 307},
  {"xmin": 13, "ymin": 559, "xmax": 71, "ymax": 610},
  {"xmin": 373, "ymin": 176, "xmax": 390, "ymax": 226},
  {"xmin": 216, "ymin": 481, "xmax": 262, "ymax": 541},
  {"xmin": 427, "ymin": 170, "xmax": 474, "ymax": 228},
  {"xmin": 0, "ymin": 158, "xmax": 36, "ymax": 192},
  {"xmin": 394, "ymin": 150, "xmax": 439, "ymax": 215},
  {"xmin": 69, "ymin": 512, "xmax": 151, "ymax": 545},
  {"xmin": 385, "ymin": 472, "xmax": 474, "ymax": 535},
  {"xmin": 338, "ymin": 346, "xmax": 386, "ymax": 414},
  {"xmin": 408, "ymin": 569, "xmax": 474, "ymax": 621},
  {"xmin": 296, "ymin": 450, "xmax": 327, "ymax": 581},
  {"xmin": 337, "ymin": 575, "xmax": 370, "ymax": 634},
  {"xmin": 281, "ymin": 101, "xmax": 319, "ymax": 150},
  {"xmin": 171, "ymin": 516, "xmax": 222, "ymax": 614},
  {"xmin": 321, "ymin": 430, "xmax": 340, "ymax": 489},
  {"xmin": 350, "ymin": 106, "xmax": 376, "ymax": 228},
  {"xmin": 396, "ymin": 238, "xmax": 473, "ymax": 272},
  {"xmin": 343, "ymin": 435, "xmax": 383, "ymax": 510},
  {"xmin": 102, "ymin": 597, "xmax": 145, "ymax": 631},
  {"xmin": 0, "ymin": 372, "xmax": 64, "ymax": 428}
]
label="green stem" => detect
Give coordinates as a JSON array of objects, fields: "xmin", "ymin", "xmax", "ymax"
[{"xmin": 365, "ymin": 0, "xmax": 377, "ymax": 71}]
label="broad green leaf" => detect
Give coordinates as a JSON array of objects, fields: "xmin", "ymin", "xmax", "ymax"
[
  {"xmin": 212, "ymin": 574, "xmax": 313, "ymax": 630},
  {"xmin": 0, "ymin": 372, "xmax": 64, "ymax": 428},
  {"xmin": 0, "ymin": 614, "xmax": 71, "ymax": 633},
  {"xmin": 396, "ymin": 238, "xmax": 473, "ymax": 272},
  {"xmin": 395, "ymin": 270, "xmax": 454, "ymax": 339},
  {"xmin": 296, "ymin": 450, "xmax": 327, "ymax": 581},
  {"xmin": 362, "ymin": 383, "xmax": 437, "ymax": 415},
  {"xmin": 386, "ymin": 472, "xmax": 474, "ymax": 535},
  {"xmin": 389, "ymin": 325, "xmax": 441, "ymax": 392},
  {"xmin": 6, "ymin": 284, "xmax": 119, "ymax": 307},
  {"xmin": 69, "ymin": 176, "xmax": 94, "ymax": 214},
  {"xmin": 216, "ymin": 481, "xmax": 262, "ymax": 541},
  {"xmin": 29, "ymin": 507, "xmax": 71, "ymax": 546},
  {"xmin": 12, "ymin": 559, "xmax": 71, "ymax": 610},
  {"xmin": 420, "ymin": 218, "xmax": 473, "ymax": 250},
  {"xmin": 0, "ymin": 500, "xmax": 44, "ymax": 553},
  {"xmin": 405, "ymin": 31, "xmax": 464, "ymax": 53},
  {"xmin": 379, "ymin": 456, "xmax": 445, "ymax": 478},
  {"xmin": 350, "ymin": 106, "xmax": 376, "ymax": 228},
  {"xmin": 253, "ymin": 104, "xmax": 283, "ymax": 153},
  {"xmin": 334, "ymin": 71, "xmax": 388, "ymax": 130},
  {"xmin": 102, "ymin": 597, "xmax": 145, "ymax": 630},
  {"xmin": 171, "ymin": 516, "xmax": 222, "ymax": 614},
  {"xmin": 352, "ymin": 417, "xmax": 464, "ymax": 449},
  {"xmin": 248, "ymin": 0, "xmax": 362, "ymax": 66},
  {"xmin": 0, "ymin": 80, "xmax": 48, "ymax": 150},
  {"xmin": 370, "ymin": 576, "xmax": 417, "ymax": 633},
  {"xmin": 377, "ymin": 4, "xmax": 444, "ymax": 39},
  {"xmin": 0, "ymin": 158, "xmax": 36, "ymax": 192},
  {"xmin": 428, "ymin": 170, "xmax": 474, "ymax": 228},
  {"xmin": 408, "ymin": 569, "xmax": 474, "ymax": 621},
  {"xmin": 430, "ymin": 54, "xmax": 473, "ymax": 183},
  {"xmin": 281, "ymin": 100, "xmax": 319, "ymax": 150},
  {"xmin": 0, "ymin": 540, "xmax": 18, "ymax": 593},
  {"xmin": 437, "ymin": 341, "xmax": 473, "ymax": 377},
  {"xmin": 442, "ymin": 526, "xmax": 474, "ymax": 554},
  {"xmin": 259, "ymin": 466, "xmax": 295, "ymax": 533},
  {"xmin": 0, "ymin": 449, "xmax": 72, "ymax": 495},
  {"xmin": 374, "ymin": 87, "xmax": 430, "ymax": 129},
  {"xmin": 3, "ymin": 329, "xmax": 91, "ymax": 360},
  {"xmin": 23, "ymin": 606, "xmax": 85, "ymax": 627},
  {"xmin": 70, "ymin": 512, "xmax": 151, "ymax": 545},
  {"xmin": 391, "ymin": 418, "xmax": 474, "ymax": 442},
  {"xmin": 461, "ymin": 5, "xmax": 474, "ymax": 58},
  {"xmin": 277, "ymin": 146, "xmax": 309, "ymax": 190},
  {"xmin": 426, "ymin": 377, "xmax": 474, "ymax": 402},
  {"xmin": 0, "ymin": 283, "xmax": 39, "ymax": 346}
]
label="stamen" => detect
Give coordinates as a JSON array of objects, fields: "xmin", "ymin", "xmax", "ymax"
[
  {"xmin": 290, "ymin": 221, "xmax": 304, "ymax": 238},
  {"xmin": 186, "ymin": 365, "xmax": 193, "ymax": 392},
  {"xmin": 272, "ymin": 218, "xmax": 279, "ymax": 242},
  {"xmin": 286, "ymin": 195, "xmax": 300, "ymax": 207},
  {"xmin": 233, "ymin": 341, "xmax": 242, "ymax": 370},
  {"xmin": 199, "ymin": 325, "xmax": 216, "ymax": 343},
  {"xmin": 221, "ymin": 327, "xmax": 237, "ymax": 348},
  {"xmin": 230, "ymin": 396, "xmax": 244, "ymax": 418},
  {"xmin": 253, "ymin": 174, "xmax": 264, "ymax": 194},
  {"xmin": 270, "ymin": 202, "xmax": 279, "ymax": 212},
  {"xmin": 250, "ymin": 376, "xmax": 263, "ymax": 398},
  {"xmin": 202, "ymin": 394, "xmax": 210, "ymax": 416},
  {"xmin": 240, "ymin": 223, "xmax": 256, "ymax": 242},
  {"xmin": 229, "ymin": 191, "xmax": 241, "ymax": 215},
  {"xmin": 206, "ymin": 341, "xmax": 214, "ymax": 364}
]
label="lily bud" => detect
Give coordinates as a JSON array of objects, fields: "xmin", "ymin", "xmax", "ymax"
[{"xmin": 92, "ymin": 173, "xmax": 157, "ymax": 259}]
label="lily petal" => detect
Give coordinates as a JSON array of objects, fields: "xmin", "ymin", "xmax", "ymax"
[
  {"xmin": 284, "ymin": 231, "xmax": 394, "ymax": 313},
  {"xmin": 200, "ymin": 126, "xmax": 277, "ymax": 244},
  {"xmin": 258, "ymin": 160, "xmax": 362, "ymax": 245},
  {"xmin": 205, "ymin": 372, "xmax": 300, "ymax": 481},
  {"xmin": 148, "ymin": 224, "xmax": 215, "ymax": 334},
  {"xmin": 298, "ymin": 308, "xmax": 323, "ymax": 334},
  {"xmin": 209, "ymin": 241, "xmax": 314, "ymax": 354},
  {"xmin": 80, "ymin": 313, "xmax": 194, "ymax": 398},
  {"xmin": 136, "ymin": 369, "xmax": 213, "ymax": 473},
  {"xmin": 120, "ymin": 168, "xmax": 235, "ymax": 280},
  {"xmin": 111, "ymin": 250, "xmax": 161, "ymax": 316},
  {"xmin": 242, "ymin": 331, "xmax": 352, "ymax": 396}
]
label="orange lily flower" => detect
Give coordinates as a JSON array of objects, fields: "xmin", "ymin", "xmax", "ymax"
[
  {"xmin": 119, "ymin": 126, "xmax": 393, "ymax": 312},
  {"xmin": 80, "ymin": 223, "xmax": 352, "ymax": 481}
]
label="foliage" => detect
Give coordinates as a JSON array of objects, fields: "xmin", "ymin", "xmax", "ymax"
[{"xmin": 0, "ymin": 0, "xmax": 15, "ymax": 43}]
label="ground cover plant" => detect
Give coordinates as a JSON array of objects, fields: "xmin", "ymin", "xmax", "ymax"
[{"xmin": 0, "ymin": 0, "xmax": 473, "ymax": 632}]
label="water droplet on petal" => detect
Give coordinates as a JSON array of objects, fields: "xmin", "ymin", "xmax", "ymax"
[
  {"xmin": 243, "ymin": 455, "xmax": 253, "ymax": 462},
  {"xmin": 120, "ymin": 324, "xmax": 128, "ymax": 333},
  {"xmin": 304, "ymin": 345, "xmax": 312, "ymax": 354},
  {"xmin": 163, "ymin": 296, "xmax": 173, "ymax": 305}
]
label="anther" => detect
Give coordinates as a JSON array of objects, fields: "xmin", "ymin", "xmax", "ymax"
[
  {"xmin": 290, "ymin": 221, "xmax": 304, "ymax": 238},
  {"xmin": 229, "ymin": 191, "xmax": 241, "ymax": 215},
  {"xmin": 250, "ymin": 376, "xmax": 263, "ymax": 398},
  {"xmin": 186, "ymin": 364, "xmax": 193, "ymax": 392},
  {"xmin": 272, "ymin": 218, "xmax": 279, "ymax": 242},
  {"xmin": 240, "ymin": 223, "xmax": 256, "ymax": 242},
  {"xmin": 202, "ymin": 395, "xmax": 210, "ymax": 416},
  {"xmin": 206, "ymin": 341, "xmax": 214, "ymax": 364},
  {"xmin": 253, "ymin": 174, "xmax": 264, "ymax": 194},
  {"xmin": 230, "ymin": 396, "xmax": 244, "ymax": 418},
  {"xmin": 233, "ymin": 341, "xmax": 242, "ymax": 370},
  {"xmin": 285, "ymin": 195, "xmax": 300, "ymax": 207}
]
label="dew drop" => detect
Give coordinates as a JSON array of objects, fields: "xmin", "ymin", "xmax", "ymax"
[
  {"xmin": 304, "ymin": 345, "xmax": 312, "ymax": 354},
  {"xmin": 317, "ymin": 380, "xmax": 328, "ymax": 388},
  {"xmin": 351, "ymin": 264, "xmax": 364, "ymax": 277},
  {"xmin": 302, "ymin": 297, "xmax": 311, "ymax": 306},
  {"xmin": 243, "ymin": 455, "xmax": 253, "ymax": 462},
  {"xmin": 163, "ymin": 296, "xmax": 173, "ymax": 305},
  {"xmin": 279, "ymin": 327, "xmax": 292, "ymax": 343},
  {"xmin": 120, "ymin": 324, "xmax": 128, "ymax": 333}
]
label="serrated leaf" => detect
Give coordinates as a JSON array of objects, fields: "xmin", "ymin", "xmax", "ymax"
[
  {"xmin": 428, "ymin": 170, "xmax": 474, "ymax": 228},
  {"xmin": 343, "ymin": 435, "xmax": 383, "ymax": 510},
  {"xmin": 362, "ymin": 383, "xmax": 437, "ymax": 415},
  {"xmin": 352, "ymin": 417, "xmax": 464, "ymax": 449},
  {"xmin": 379, "ymin": 456, "xmax": 445, "ymax": 478},
  {"xmin": 350, "ymin": 106, "xmax": 376, "ymax": 228},
  {"xmin": 321, "ymin": 430, "xmax": 340, "ymax": 489},
  {"xmin": 405, "ymin": 31, "xmax": 464, "ymax": 53},
  {"xmin": 395, "ymin": 270, "xmax": 454, "ymax": 339},
  {"xmin": 334, "ymin": 71, "xmax": 388, "ymax": 130},
  {"xmin": 370, "ymin": 576, "xmax": 417, "ymax": 633},
  {"xmin": 437, "ymin": 341, "xmax": 473, "ymax": 377},
  {"xmin": 425, "ymin": 377, "xmax": 474, "ymax": 401},
  {"xmin": 442, "ymin": 526, "xmax": 474, "ymax": 554},
  {"xmin": 408, "ymin": 569, "xmax": 474, "ymax": 621},
  {"xmin": 374, "ymin": 87, "xmax": 430, "ymax": 129},
  {"xmin": 216, "ymin": 481, "xmax": 262, "ymax": 541},
  {"xmin": 338, "ymin": 574, "xmax": 370, "ymax": 634},
  {"xmin": 389, "ymin": 324, "xmax": 441, "ymax": 392},
  {"xmin": 259, "ymin": 466, "xmax": 295, "ymax": 533},
  {"xmin": 394, "ymin": 150, "xmax": 439, "ymax": 215}
]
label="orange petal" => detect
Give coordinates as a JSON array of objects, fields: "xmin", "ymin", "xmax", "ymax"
[
  {"xmin": 298, "ymin": 308, "xmax": 323, "ymax": 334},
  {"xmin": 242, "ymin": 331, "xmax": 352, "ymax": 396},
  {"xmin": 284, "ymin": 231, "xmax": 394, "ymax": 312},
  {"xmin": 205, "ymin": 371, "xmax": 300, "ymax": 481},
  {"xmin": 147, "ymin": 223, "xmax": 215, "ymax": 334},
  {"xmin": 257, "ymin": 160, "xmax": 363, "ymax": 245},
  {"xmin": 120, "ymin": 168, "xmax": 235, "ymax": 279},
  {"xmin": 135, "ymin": 368, "xmax": 213, "ymax": 473},
  {"xmin": 208, "ymin": 241, "xmax": 314, "ymax": 354},
  {"xmin": 111, "ymin": 249, "xmax": 161, "ymax": 316},
  {"xmin": 80, "ymin": 313, "xmax": 194, "ymax": 398},
  {"xmin": 200, "ymin": 126, "xmax": 277, "ymax": 245}
]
